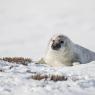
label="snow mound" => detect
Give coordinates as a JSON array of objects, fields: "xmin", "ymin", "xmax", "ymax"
[{"xmin": 0, "ymin": 60, "xmax": 95, "ymax": 95}]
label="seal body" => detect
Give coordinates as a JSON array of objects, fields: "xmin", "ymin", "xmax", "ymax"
[{"xmin": 43, "ymin": 34, "xmax": 95, "ymax": 67}]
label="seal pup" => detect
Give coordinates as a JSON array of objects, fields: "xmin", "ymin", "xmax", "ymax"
[{"xmin": 42, "ymin": 34, "xmax": 95, "ymax": 67}]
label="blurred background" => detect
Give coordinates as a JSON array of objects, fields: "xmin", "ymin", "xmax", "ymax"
[{"xmin": 0, "ymin": 0, "xmax": 95, "ymax": 60}]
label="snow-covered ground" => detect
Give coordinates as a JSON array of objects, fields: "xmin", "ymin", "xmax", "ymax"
[
  {"xmin": 0, "ymin": 60, "xmax": 95, "ymax": 95},
  {"xmin": 0, "ymin": 0, "xmax": 95, "ymax": 59},
  {"xmin": 0, "ymin": 0, "xmax": 95, "ymax": 95}
]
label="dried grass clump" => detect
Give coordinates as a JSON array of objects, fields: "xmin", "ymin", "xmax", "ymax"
[
  {"xmin": 31, "ymin": 74, "xmax": 67, "ymax": 81},
  {"xmin": 32, "ymin": 74, "xmax": 48, "ymax": 80},
  {"xmin": 50, "ymin": 75, "xmax": 67, "ymax": 81},
  {"xmin": 2, "ymin": 57, "xmax": 32, "ymax": 65}
]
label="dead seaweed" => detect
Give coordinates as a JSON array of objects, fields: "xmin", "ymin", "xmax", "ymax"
[
  {"xmin": 1, "ymin": 57, "xmax": 32, "ymax": 65},
  {"xmin": 31, "ymin": 74, "xmax": 67, "ymax": 81}
]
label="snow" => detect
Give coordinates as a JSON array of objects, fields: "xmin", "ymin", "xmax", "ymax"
[
  {"xmin": 0, "ymin": 0, "xmax": 95, "ymax": 95},
  {"xmin": 0, "ymin": 60, "xmax": 95, "ymax": 95},
  {"xmin": 0, "ymin": 0, "xmax": 95, "ymax": 59}
]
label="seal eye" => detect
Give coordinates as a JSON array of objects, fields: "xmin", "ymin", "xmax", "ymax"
[{"xmin": 60, "ymin": 41, "xmax": 64, "ymax": 44}]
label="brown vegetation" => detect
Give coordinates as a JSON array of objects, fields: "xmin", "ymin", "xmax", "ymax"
[
  {"xmin": 31, "ymin": 74, "xmax": 67, "ymax": 81},
  {"xmin": 1, "ymin": 57, "xmax": 32, "ymax": 65}
]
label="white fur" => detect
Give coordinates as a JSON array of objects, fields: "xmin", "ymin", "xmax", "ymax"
[{"xmin": 43, "ymin": 34, "xmax": 95, "ymax": 67}]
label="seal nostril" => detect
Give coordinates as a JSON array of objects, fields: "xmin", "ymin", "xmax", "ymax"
[{"xmin": 51, "ymin": 43, "xmax": 61, "ymax": 50}]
